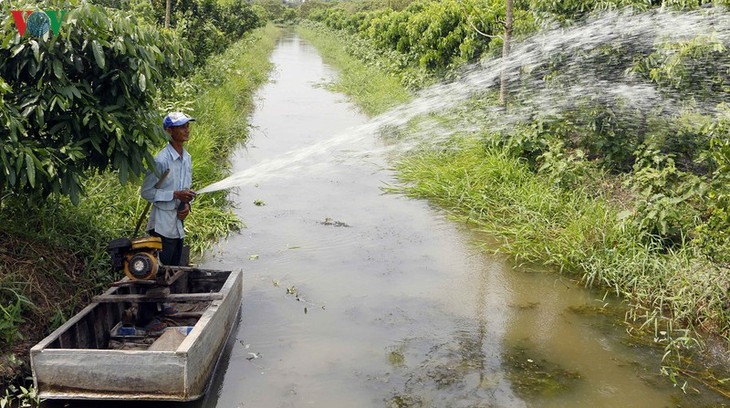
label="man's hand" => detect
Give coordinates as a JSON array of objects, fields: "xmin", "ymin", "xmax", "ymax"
[
  {"xmin": 177, "ymin": 202, "xmax": 190, "ymax": 221},
  {"xmin": 173, "ymin": 189, "xmax": 196, "ymax": 203}
]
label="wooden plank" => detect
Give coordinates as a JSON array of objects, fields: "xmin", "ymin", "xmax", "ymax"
[
  {"xmin": 111, "ymin": 279, "xmax": 156, "ymax": 287},
  {"xmin": 92, "ymin": 293, "xmax": 223, "ymax": 303},
  {"xmin": 79, "ymin": 315, "xmax": 93, "ymax": 349},
  {"xmin": 91, "ymin": 307, "xmax": 104, "ymax": 349},
  {"xmin": 161, "ymin": 266, "xmax": 187, "ymax": 286},
  {"xmin": 170, "ymin": 312, "xmax": 204, "ymax": 318}
]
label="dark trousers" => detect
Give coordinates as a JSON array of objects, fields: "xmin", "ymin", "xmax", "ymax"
[{"xmin": 149, "ymin": 230, "xmax": 184, "ymax": 266}]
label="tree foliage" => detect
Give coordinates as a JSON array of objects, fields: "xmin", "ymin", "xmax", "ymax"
[
  {"xmin": 305, "ymin": 0, "xmax": 538, "ymax": 74},
  {"xmin": 0, "ymin": 2, "xmax": 191, "ymax": 204},
  {"xmin": 148, "ymin": 0, "xmax": 266, "ymax": 65},
  {"xmin": 253, "ymin": 0, "xmax": 297, "ymax": 23}
]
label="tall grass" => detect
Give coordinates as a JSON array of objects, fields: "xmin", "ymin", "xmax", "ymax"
[
  {"xmin": 395, "ymin": 139, "xmax": 728, "ymax": 370},
  {"xmin": 295, "ymin": 24, "xmax": 411, "ymax": 116}
]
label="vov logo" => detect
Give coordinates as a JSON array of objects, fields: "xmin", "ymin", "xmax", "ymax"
[{"xmin": 10, "ymin": 9, "xmax": 67, "ymax": 37}]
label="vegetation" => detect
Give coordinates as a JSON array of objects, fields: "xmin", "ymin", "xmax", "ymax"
[
  {"xmin": 97, "ymin": 0, "xmax": 267, "ymax": 66},
  {"xmin": 255, "ymin": 0, "xmax": 298, "ymax": 24},
  {"xmin": 0, "ymin": 0, "xmax": 280, "ymax": 397},
  {"xmin": 297, "ymin": 23, "xmax": 411, "ymax": 115},
  {"xmin": 1, "ymin": 0, "xmax": 729, "ymax": 401},
  {"xmin": 0, "ymin": 1, "xmax": 190, "ymax": 205},
  {"xmin": 297, "ymin": 0, "xmax": 730, "ymax": 394}
]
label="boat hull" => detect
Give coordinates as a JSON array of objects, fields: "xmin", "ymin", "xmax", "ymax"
[{"xmin": 30, "ymin": 268, "xmax": 242, "ymax": 401}]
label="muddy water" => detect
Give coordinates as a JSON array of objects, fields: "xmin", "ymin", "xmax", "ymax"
[{"xmin": 192, "ymin": 33, "xmax": 719, "ymax": 408}]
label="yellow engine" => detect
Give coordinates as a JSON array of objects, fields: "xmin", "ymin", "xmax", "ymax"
[{"xmin": 107, "ymin": 236, "xmax": 163, "ymax": 281}]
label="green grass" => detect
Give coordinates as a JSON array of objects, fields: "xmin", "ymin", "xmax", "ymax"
[
  {"xmin": 394, "ymin": 139, "xmax": 728, "ymax": 377},
  {"xmin": 295, "ymin": 24, "xmax": 411, "ymax": 116}
]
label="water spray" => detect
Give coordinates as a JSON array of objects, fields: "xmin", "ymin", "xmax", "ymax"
[{"xmin": 193, "ymin": 6, "xmax": 730, "ymax": 195}]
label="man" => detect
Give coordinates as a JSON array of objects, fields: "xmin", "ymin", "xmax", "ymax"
[{"xmin": 141, "ymin": 111, "xmax": 197, "ymax": 266}]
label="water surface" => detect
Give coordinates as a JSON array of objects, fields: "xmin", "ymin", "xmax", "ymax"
[{"xmin": 192, "ymin": 32, "xmax": 724, "ymax": 408}]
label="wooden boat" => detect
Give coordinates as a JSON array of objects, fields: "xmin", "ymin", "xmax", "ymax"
[{"xmin": 30, "ymin": 267, "xmax": 242, "ymax": 401}]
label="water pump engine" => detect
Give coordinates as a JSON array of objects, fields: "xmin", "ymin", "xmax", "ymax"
[{"xmin": 107, "ymin": 236, "xmax": 163, "ymax": 281}]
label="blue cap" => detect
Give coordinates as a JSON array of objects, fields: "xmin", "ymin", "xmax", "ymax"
[{"xmin": 163, "ymin": 112, "xmax": 195, "ymax": 129}]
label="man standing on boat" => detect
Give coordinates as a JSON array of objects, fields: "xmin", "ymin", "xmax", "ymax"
[{"xmin": 141, "ymin": 111, "xmax": 197, "ymax": 267}]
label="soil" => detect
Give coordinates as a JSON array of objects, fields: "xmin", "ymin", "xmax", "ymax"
[{"xmin": 0, "ymin": 231, "xmax": 92, "ymax": 385}]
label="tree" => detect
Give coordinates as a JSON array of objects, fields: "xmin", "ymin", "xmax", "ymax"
[
  {"xmin": 0, "ymin": 2, "xmax": 191, "ymax": 204},
  {"xmin": 166, "ymin": 0, "xmax": 171, "ymax": 28},
  {"xmin": 499, "ymin": 0, "xmax": 513, "ymax": 105}
]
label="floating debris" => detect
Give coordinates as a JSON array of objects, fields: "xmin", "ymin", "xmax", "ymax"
[{"xmin": 320, "ymin": 217, "xmax": 351, "ymax": 227}]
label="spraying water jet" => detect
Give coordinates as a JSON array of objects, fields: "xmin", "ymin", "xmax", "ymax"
[{"xmin": 195, "ymin": 6, "xmax": 730, "ymax": 194}]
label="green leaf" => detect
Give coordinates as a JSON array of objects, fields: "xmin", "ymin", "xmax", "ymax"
[
  {"xmin": 118, "ymin": 159, "xmax": 128, "ymax": 184},
  {"xmin": 89, "ymin": 137, "xmax": 102, "ymax": 153},
  {"xmin": 10, "ymin": 44, "xmax": 25, "ymax": 58},
  {"xmin": 138, "ymin": 74, "xmax": 146, "ymax": 92},
  {"xmin": 25, "ymin": 153, "xmax": 35, "ymax": 187},
  {"xmin": 31, "ymin": 40, "xmax": 40, "ymax": 62},
  {"xmin": 53, "ymin": 59, "xmax": 64, "ymax": 79},
  {"xmin": 91, "ymin": 40, "xmax": 106, "ymax": 69}
]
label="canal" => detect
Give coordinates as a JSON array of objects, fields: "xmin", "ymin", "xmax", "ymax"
[
  {"xmin": 188, "ymin": 31, "xmax": 721, "ymax": 407},
  {"xmin": 54, "ymin": 30, "xmax": 725, "ymax": 408}
]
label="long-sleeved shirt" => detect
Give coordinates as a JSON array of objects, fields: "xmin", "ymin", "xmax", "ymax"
[{"xmin": 140, "ymin": 143, "xmax": 192, "ymax": 239}]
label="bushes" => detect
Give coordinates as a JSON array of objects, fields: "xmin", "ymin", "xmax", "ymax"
[
  {"xmin": 307, "ymin": 0, "xmax": 510, "ymax": 79},
  {"xmin": 98, "ymin": 0, "xmax": 239, "ymax": 61},
  {"xmin": 0, "ymin": 2, "xmax": 191, "ymax": 205},
  {"xmin": 142, "ymin": 0, "xmax": 266, "ymax": 65}
]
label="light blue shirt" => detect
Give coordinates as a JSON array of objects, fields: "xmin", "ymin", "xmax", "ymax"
[{"xmin": 141, "ymin": 143, "xmax": 192, "ymax": 239}]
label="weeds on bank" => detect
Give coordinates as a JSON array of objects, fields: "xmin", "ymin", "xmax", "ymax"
[
  {"xmin": 0, "ymin": 290, "xmax": 30, "ymax": 346},
  {"xmin": 0, "ymin": 384, "xmax": 39, "ymax": 408},
  {"xmin": 394, "ymin": 138, "xmax": 730, "ymax": 385},
  {"xmin": 295, "ymin": 23, "xmax": 412, "ymax": 116}
]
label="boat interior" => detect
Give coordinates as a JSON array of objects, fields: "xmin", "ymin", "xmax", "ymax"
[{"xmin": 43, "ymin": 268, "xmax": 232, "ymax": 351}]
